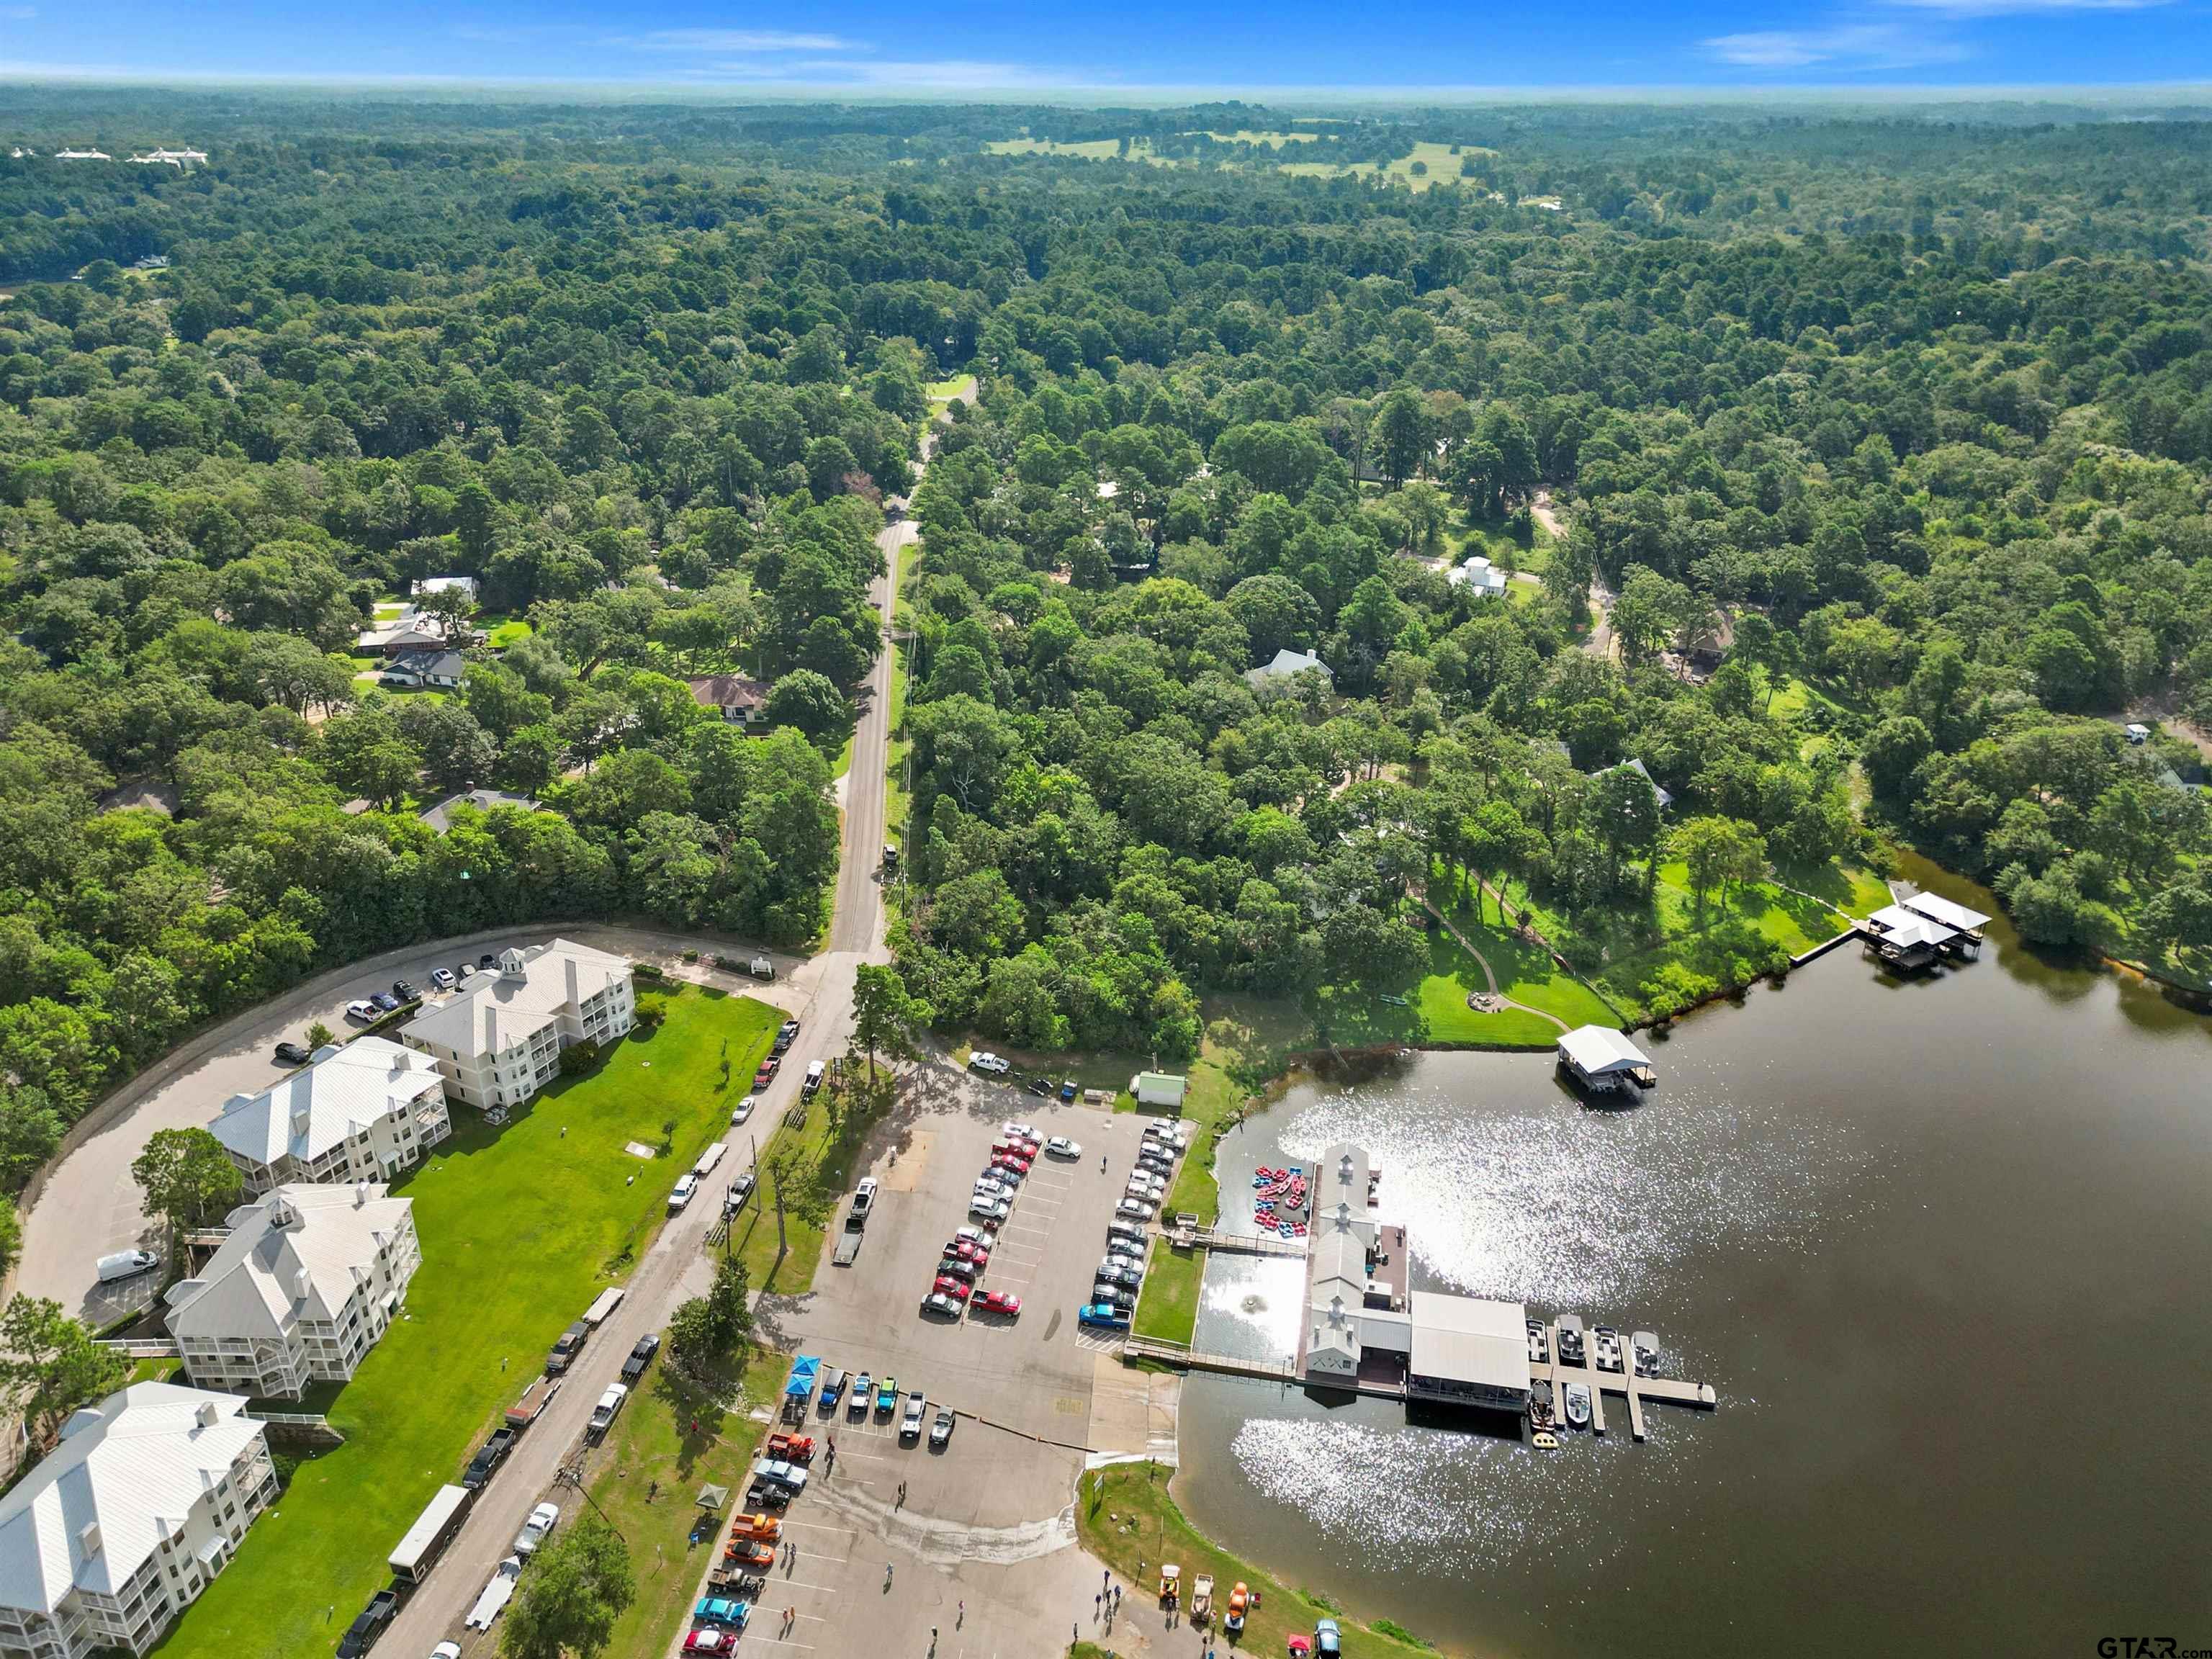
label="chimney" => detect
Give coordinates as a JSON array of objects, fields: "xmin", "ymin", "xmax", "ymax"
[
  {"xmin": 291, "ymin": 1107, "xmax": 311, "ymax": 1141},
  {"xmin": 565, "ymin": 956, "xmax": 579, "ymax": 1011},
  {"xmin": 194, "ymin": 1401, "xmax": 219, "ymax": 1429},
  {"xmin": 354, "ymin": 1182, "xmax": 369, "ymax": 1208},
  {"xmin": 76, "ymin": 1522, "xmax": 102, "ymax": 1562},
  {"xmin": 292, "ymin": 1267, "xmax": 311, "ymax": 1301}
]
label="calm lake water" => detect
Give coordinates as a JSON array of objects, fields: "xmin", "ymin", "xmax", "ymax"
[{"xmin": 1174, "ymin": 868, "xmax": 2212, "ymax": 1658}]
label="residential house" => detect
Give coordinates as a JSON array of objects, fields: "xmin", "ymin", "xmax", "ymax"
[
  {"xmin": 1245, "ymin": 648, "xmax": 1333, "ymax": 690},
  {"xmin": 409, "ymin": 575, "xmax": 479, "ymax": 602},
  {"xmin": 1447, "ymin": 554, "xmax": 1510, "ymax": 598},
  {"xmin": 207, "ymin": 1038, "xmax": 450, "ymax": 1195},
  {"xmin": 416, "ymin": 790, "xmax": 539, "ymax": 834},
  {"xmin": 53, "ymin": 150, "xmax": 112, "ymax": 162},
  {"xmin": 686, "ymin": 675, "xmax": 773, "ymax": 727},
  {"xmin": 379, "ymin": 648, "xmax": 464, "ymax": 690},
  {"xmin": 1591, "ymin": 756, "xmax": 1674, "ymax": 811},
  {"xmin": 0, "ymin": 1384, "xmax": 278, "ymax": 1659},
  {"xmin": 164, "ymin": 1184, "xmax": 421, "ymax": 1401},
  {"xmin": 400, "ymin": 940, "xmax": 634, "ymax": 1112},
  {"xmin": 355, "ymin": 614, "xmax": 454, "ymax": 657}
]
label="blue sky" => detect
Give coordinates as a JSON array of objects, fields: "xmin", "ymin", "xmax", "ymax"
[{"xmin": 1, "ymin": 0, "xmax": 2208, "ymax": 91}]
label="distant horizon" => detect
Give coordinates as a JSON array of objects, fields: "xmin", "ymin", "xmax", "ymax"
[{"xmin": 4, "ymin": 0, "xmax": 2211, "ymax": 98}]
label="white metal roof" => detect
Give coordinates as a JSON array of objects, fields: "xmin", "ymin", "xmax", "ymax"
[
  {"xmin": 402, "ymin": 939, "xmax": 630, "ymax": 1060},
  {"xmin": 1866, "ymin": 904, "xmax": 1957, "ymax": 949},
  {"xmin": 0, "ymin": 1384, "xmax": 262, "ymax": 1614},
  {"xmin": 1899, "ymin": 891, "xmax": 1990, "ymax": 933},
  {"xmin": 210, "ymin": 1038, "xmax": 442, "ymax": 1169},
  {"xmin": 1246, "ymin": 648, "xmax": 1331, "ymax": 683},
  {"xmin": 1408, "ymin": 1292, "xmax": 1532, "ymax": 1393},
  {"xmin": 166, "ymin": 1184, "xmax": 413, "ymax": 1341},
  {"xmin": 1555, "ymin": 1025, "xmax": 1650, "ymax": 1074}
]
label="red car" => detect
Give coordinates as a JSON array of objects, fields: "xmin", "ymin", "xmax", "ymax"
[
  {"xmin": 752, "ymin": 1061, "xmax": 778, "ymax": 1088},
  {"xmin": 993, "ymin": 1152, "xmax": 1032, "ymax": 1175},
  {"xmin": 724, "ymin": 1539, "xmax": 775, "ymax": 1568},
  {"xmin": 945, "ymin": 1239, "xmax": 991, "ymax": 1267},
  {"xmin": 684, "ymin": 1632, "xmax": 737, "ymax": 1655},
  {"xmin": 976, "ymin": 1290, "xmax": 1022, "ymax": 1317},
  {"xmin": 930, "ymin": 1275, "xmax": 972, "ymax": 1302},
  {"xmin": 765, "ymin": 1433, "xmax": 814, "ymax": 1462}
]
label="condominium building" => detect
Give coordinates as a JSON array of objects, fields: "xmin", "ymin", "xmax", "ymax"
[
  {"xmin": 207, "ymin": 1038, "xmax": 449, "ymax": 1195},
  {"xmin": 164, "ymin": 1184, "xmax": 421, "ymax": 1402},
  {"xmin": 0, "ymin": 1384, "xmax": 277, "ymax": 1659},
  {"xmin": 399, "ymin": 940, "xmax": 634, "ymax": 1112}
]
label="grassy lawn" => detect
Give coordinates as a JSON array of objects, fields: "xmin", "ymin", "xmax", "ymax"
[
  {"xmin": 590, "ymin": 1343, "xmax": 786, "ymax": 1659},
  {"xmin": 156, "ymin": 986, "xmax": 781, "ymax": 1659},
  {"xmin": 714, "ymin": 1064, "xmax": 895, "ymax": 1296},
  {"xmin": 984, "ymin": 136, "xmax": 1123, "ymax": 159},
  {"xmin": 1077, "ymin": 1465, "xmax": 1438, "ymax": 1659},
  {"xmin": 484, "ymin": 615, "xmax": 534, "ymax": 649},
  {"xmin": 1413, "ymin": 929, "xmax": 1569, "ymax": 1047},
  {"xmin": 1281, "ymin": 139, "xmax": 1483, "ymax": 192},
  {"xmin": 1130, "ymin": 1240, "xmax": 1204, "ymax": 1345}
]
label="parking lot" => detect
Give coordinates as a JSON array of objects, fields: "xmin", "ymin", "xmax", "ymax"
[{"xmin": 671, "ymin": 1067, "xmax": 1184, "ymax": 1657}]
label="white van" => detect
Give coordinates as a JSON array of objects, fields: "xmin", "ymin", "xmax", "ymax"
[
  {"xmin": 95, "ymin": 1249, "xmax": 160, "ymax": 1283},
  {"xmin": 693, "ymin": 1142, "xmax": 727, "ymax": 1178}
]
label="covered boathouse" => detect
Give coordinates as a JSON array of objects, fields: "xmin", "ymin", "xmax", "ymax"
[
  {"xmin": 1863, "ymin": 889, "xmax": 1990, "ymax": 970},
  {"xmin": 1555, "ymin": 1025, "xmax": 1655, "ymax": 1094}
]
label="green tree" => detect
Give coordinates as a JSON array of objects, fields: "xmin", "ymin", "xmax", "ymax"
[
  {"xmin": 850, "ymin": 963, "xmax": 930, "ymax": 1084},
  {"xmin": 1671, "ymin": 817, "xmax": 1768, "ymax": 922},
  {"xmin": 0, "ymin": 1295, "xmax": 128, "ymax": 1454},
  {"xmin": 131, "ymin": 1126, "xmax": 244, "ymax": 1259},
  {"xmin": 764, "ymin": 670, "xmax": 848, "ymax": 750},
  {"xmin": 501, "ymin": 1511, "xmax": 634, "ymax": 1659}
]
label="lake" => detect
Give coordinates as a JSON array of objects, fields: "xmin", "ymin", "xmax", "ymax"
[{"xmin": 1173, "ymin": 871, "xmax": 2212, "ymax": 1658}]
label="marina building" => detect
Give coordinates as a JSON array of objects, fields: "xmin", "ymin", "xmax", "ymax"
[
  {"xmin": 1298, "ymin": 1143, "xmax": 1527, "ymax": 1412},
  {"xmin": 0, "ymin": 1384, "xmax": 276, "ymax": 1659},
  {"xmin": 207, "ymin": 1038, "xmax": 449, "ymax": 1195},
  {"xmin": 165, "ymin": 1184, "xmax": 421, "ymax": 1401},
  {"xmin": 400, "ymin": 939, "xmax": 634, "ymax": 1111}
]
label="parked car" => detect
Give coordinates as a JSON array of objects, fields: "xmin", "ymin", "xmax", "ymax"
[
  {"xmin": 930, "ymin": 1407, "xmax": 956, "ymax": 1448},
  {"xmin": 621, "ymin": 1334, "xmax": 660, "ymax": 1381},
  {"xmin": 773, "ymin": 1019, "xmax": 800, "ymax": 1052},
  {"xmin": 478, "ymin": 953, "xmax": 498, "ymax": 968},
  {"xmin": 749, "ymin": 1457, "xmax": 808, "ymax": 1493},
  {"xmin": 336, "ymin": 1587, "xmax": 399, "ymax": 1657},
  {"xmin": 1116, "ymin": 1197, "xmax": 1157, "ymax": 1221},
  {"xmin": 730, "ymin": 1094, "xmax": 757, "ymax": 1125},
  {"xmin": 852, "ymin": 1176, "xmax": 879, "ymax": 1215},
  {"xmin": 1106, "ymin": 1221, "xmax": 1148, "ymax": 1248},
  {"xmin": 1025, "ymin": 1076, "xmax": 1052, "ymax": 1097},
  {"xmin": 682, "ymin": 1629, "xmax": 737, "ymax": 1655},
  {"xmin": 955, "ymin": 1223, "xmax": 999, "ymax": 1251},
  {"xmin": 725, "ymin": 1538, "xmax": 778, "ymax": 1569},
  {"xmin": 1044, "ymin": 1136, "xmax": 1082, "ymax": 1159},
  {"xmin": 848, "ymin": 1375, "xmax": 873, "ymax": 1419},
  {"xmin": 752, "ymin": 1058, "xmax": 780, "ymax": 1088},
  {"xmin": 920, "ymin": 1292, "xmax": 962, "ymax": 1319},
  {"xmin": 546, "ymin": 1319, "xmax": 590, "ymax": 1375},
  {"xmin": 969, "ymin": 1196, "xmax": 1010, "ymax": 1223},
  {"xmin": 1089, "ymin": 1286, "xmax": 1136, "ymax": 1313},
  {"xmin": 464, "ymin": 1427, "xmax": 518, "ymax": 1487},
  {"xmin": 369, "ymin": 991, "xmax": 400, "ymax": 1013},
  {"xmin": 429, "ymin": 967, "xmax": 457, "ymax": 991},
  {"xmin": 764, "ymin": 1432, "xmax": 815, "ymax": 1462},
  {"xmin": 514, "ymin": 1501, "xmax": 560, "ymax": 1557},
  {"xmin": 969, "ymin": 1051, "xmax": 1011, "ymax": 1076},
  {"xmin": 1096, "ymin": 1264, "xmax": 1141, "ymax": 1291},
  {"xmin": 817, "ymin": 1367, "xmax": 847, "ymax": 1410},
  {"xmin": 1079, "ymin": 1303, "xmax": 1132, "ymax": 1331},
  {"xmin": 696, "ymin": 1596, "xmax": 750, "ymax": 1629},
  {"xmin": 975, "ymin": 1290, "xmax": 1022, "ymax": 1318},
  {"xmin": 274, "ymin": 1040, "xmax": 313, "ymax": 1066},
  {"xmin": 876, "ymin": 1375, "xmax": 899, "ymax": 1413},
  {"xmin": 1058, "ymin": 1080, "xmax": 1078, "ymax": 1101},
  {"xmin": 993, "ymin": 1151, "xmax": 1033, "ymax": 1175},
  {"xmin": 901, "ymin": 1390, "xmax": 927, "ymax": 1441},
  {"xmin": 935, "ymin": 1256, "xmax": 979, "ymax": 1284},
  {"xmin": 94, "ymin": 1249, "xmax": 161, "ymax": 1283},
  {"xmin": 391, "ymin": 979, "xmax": 418, "ymax": 1002},
  {"xmin": 1001, "ymin": 1120, "xmax": 1037, "ymax": 1140},
  {"xmin": 724, "ymin": 1172, "xmax": 755, "ymax": 1215},
  {"xmin": 931, "ymin": 1275, "xmax": 972, "ymax": 1303},
  {"xmin": 1316, "ymin": 1617, "xmax": 1343, "ymax": 1656},
  {"xmin": 668, "ymin": 1173, "xmax": 699, "ymax": 1212},
  {"xmin": 345, "ymin": 999, "xmax": 378, "ymax": 1022},
  {"xmin": 946, "ymin": 1238, "xmax": 991, "ymax": 1267},
  {"xmin": 802, "ymin": 1060, "xmax": 826, "ymax": 1095},
  {"xmin": 971, "ymin": 1176, "xmax": 1010, "ymax": 1200}
]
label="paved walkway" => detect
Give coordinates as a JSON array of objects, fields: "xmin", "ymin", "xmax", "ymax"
[{"xmin": 1419, "ymin": 897, "xmax": 1570, "ymax": 1032}]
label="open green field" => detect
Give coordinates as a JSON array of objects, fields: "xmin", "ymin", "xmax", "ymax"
[
  {"xmin": 1282, "ymin": 138, "xmax": 1486, "ymax": 191},
  {"xmin": 484, "ymin": 615, "xmax": 533, "ymax": 649},
  {"xmin": 1077, "ymin": 1465, "xmax": 1438, "ymax": 1659},
  {"xmin": 590, "ymin": 1343, "xmax": 786, "ymax": 1659},
  {"xmin": 1130, "ymin": 1239, "xmax": 1204, "ymax": 1344},
  {"xmin": 156, "ymin": 985, "xmax": 781, "ymax": 1659},
  {"xmin": 1415, "ymin": 930, "xmax": 1578, "ymax": 1046},
  {"xmin": 1197, "ymin": 128, "xmax": 1318, "ymax": 146}
]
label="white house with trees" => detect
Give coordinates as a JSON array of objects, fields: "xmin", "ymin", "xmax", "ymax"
[
  {"xmin": 163, "ymin": 1184, "xmax": 421, "ymax": 1401},
  {"xmin": 207, "ymin": 1038, "xmax": 449, "ymax": 1195},
  {"xmin": 0, "ymin": 1384, "xmax": 278, "ymax": 1659},
  {"xmin": 399, "ymin": 940, "xmax": 634, "ymax": 1111}
]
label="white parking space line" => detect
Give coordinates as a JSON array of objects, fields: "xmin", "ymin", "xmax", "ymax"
[{"xmin": 782, "ymin": 1519, "xmax": 853, "ymax": 1534}]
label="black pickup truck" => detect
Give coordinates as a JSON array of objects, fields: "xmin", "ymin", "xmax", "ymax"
[
  {"xmin": 462, "ymin": 1426, "xmax": 518, "ymax": 1489},
  {"xmin": 336, "ymin": 1586, "xmax": 400, "ymax": 1658}
]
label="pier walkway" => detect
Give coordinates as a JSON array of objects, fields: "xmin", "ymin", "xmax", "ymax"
[
  {"xmin": 1533, "ymin": 1321, "xmax": 1717, "ymax": 1442},
  {"xmin": 1122, "ymin": 1335, "xmax": 1298, "ymax": 1382},
  {"xmin": 1182, "ymin": 1224, "xmax": 1305, "ymax": 1257}
]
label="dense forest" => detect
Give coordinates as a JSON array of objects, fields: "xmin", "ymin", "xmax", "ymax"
[{"xmin": 2, "ymin": 89, "xmax": 2211, "ymax": 1174}]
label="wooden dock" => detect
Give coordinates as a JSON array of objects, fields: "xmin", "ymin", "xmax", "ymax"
[
  {"xmin": 1186, "ymin": 1225, "xmax": 1305, "ymax": 1257},
  {"xmin": 1532, "ymin": 1321, "xmax": 1716, "ymax": 1442},
  {"xmin": 1122, "ymin": 1335, "xmax": 1298, "ymax": 1382}
]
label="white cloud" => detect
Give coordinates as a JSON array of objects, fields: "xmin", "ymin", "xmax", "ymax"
[
  {"xmin": 1701, "ymin": 21, "xmax": 1972, "ymax": 68},
  {"xmin": 0, "ymin": 5, "xmax": 38, "ymax": 18},
  {"xmin": 626, "ymin": 29, "xmax": 854, "ymax": 53},
  {"xmin": 667, "ymin": 55, "xmax": 1084, "ymax": 88},
  {"xmin": 1881, "ymin": 0, "xmax": 2169, "ymax": 11}
]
